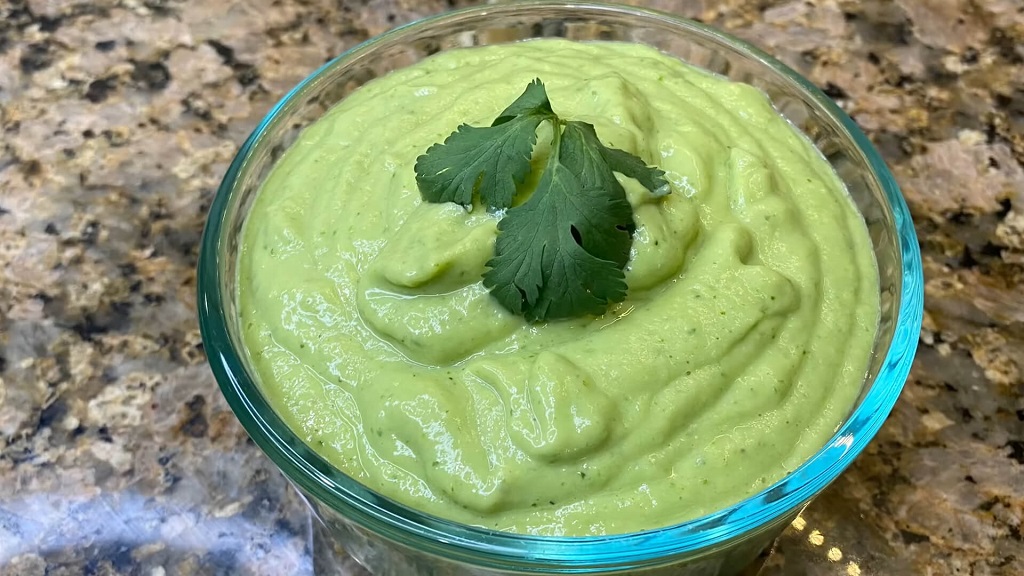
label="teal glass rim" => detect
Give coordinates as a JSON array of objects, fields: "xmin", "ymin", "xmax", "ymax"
[{"xmin": 197, "ymin": 1, "xmax": 924, "ymax": 572}]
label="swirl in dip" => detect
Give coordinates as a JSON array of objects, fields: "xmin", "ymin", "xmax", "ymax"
[{"xmin": 238, "ymin": 39, "xmax": 879, "ymax": 536}]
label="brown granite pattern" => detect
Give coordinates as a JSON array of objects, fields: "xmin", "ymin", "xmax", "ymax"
[{"xmin": 1, "ymin": 0, "xmax": 1022, "ymax": 574}]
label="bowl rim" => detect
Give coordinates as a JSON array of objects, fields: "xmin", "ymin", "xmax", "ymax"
[{"xmin": 197, "ymin": 0, "xmax": 924, "ymax": 570}]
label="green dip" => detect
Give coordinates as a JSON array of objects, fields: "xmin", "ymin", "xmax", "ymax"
[{"xmin": 238, "ymin": 39, "xmax": 879, "ymax": 535}]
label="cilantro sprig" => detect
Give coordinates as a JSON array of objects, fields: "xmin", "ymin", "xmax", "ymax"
[{"xmin": 414, "ymin": 79, "xmax": 669, "ymax": 322}]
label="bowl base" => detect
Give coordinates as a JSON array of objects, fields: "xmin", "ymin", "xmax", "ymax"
[
  {"xmin": 310, "ymin": 513, "xmax": 775, "ymax": 576},
  {"xmin": 312, "ymin": 516, "xmax": 372, "ymax": 576}
]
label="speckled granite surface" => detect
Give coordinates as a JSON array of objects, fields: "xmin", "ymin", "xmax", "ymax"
[{"xmin": 0, "ymin": 0, "xmax": 1022, "ymax": 574}]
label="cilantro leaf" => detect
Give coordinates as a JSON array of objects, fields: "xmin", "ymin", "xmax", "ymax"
[
  {"xmin": 558, "ymin": 121, "xmax": 635, "ymax": 268},
  {"xmin": 414, "ymin": 79, "xmax": 672, "ymax": 322},
  {"xmin": 414, "ymin": 80, "xmax": 554, "ymax": 209},
  {"xmin": 483, "ymin": 126, "xmax": 632, "ymax": 321},
  {"xmin": 493, "ymin": 78, "xmax": 553, "ymax": 125},
  {"xmin": 595, "ymin": 140, "xmax": 671, "ymax": 197}
]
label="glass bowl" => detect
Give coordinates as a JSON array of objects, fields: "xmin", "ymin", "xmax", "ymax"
[{"xmin": 197, "ymin": 2, "xmax": 924, "ymax": 574}]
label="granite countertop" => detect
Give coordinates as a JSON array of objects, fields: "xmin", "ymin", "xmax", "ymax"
[{"xmin": 1, "ymin": 0, "xmax": 1022, "ymax": 574}]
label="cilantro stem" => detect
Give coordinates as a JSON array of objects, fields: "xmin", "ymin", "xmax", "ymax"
[{"xmin": 548, "ymin": 120, "xmax": 564, "ymax": 166}]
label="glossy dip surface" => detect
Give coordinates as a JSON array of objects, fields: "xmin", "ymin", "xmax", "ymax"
[{"xmin": 237, "ymin": 39, "xmax": 879, "ymax": 536}]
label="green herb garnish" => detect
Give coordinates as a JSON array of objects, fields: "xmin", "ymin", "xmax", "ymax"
[{"xmin": 414, "ymin": 79, "xmax": 669, "ymax": 322}]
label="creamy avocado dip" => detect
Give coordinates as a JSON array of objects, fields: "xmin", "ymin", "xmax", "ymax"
[{"xmin": 238, "ymin": 39, "xmax": 879, "ymax": 536}]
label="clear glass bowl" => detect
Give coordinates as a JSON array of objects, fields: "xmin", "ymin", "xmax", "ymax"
[{"xmin": 197, "ymin": 2, "xmax": 924, "ymax": 574}]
